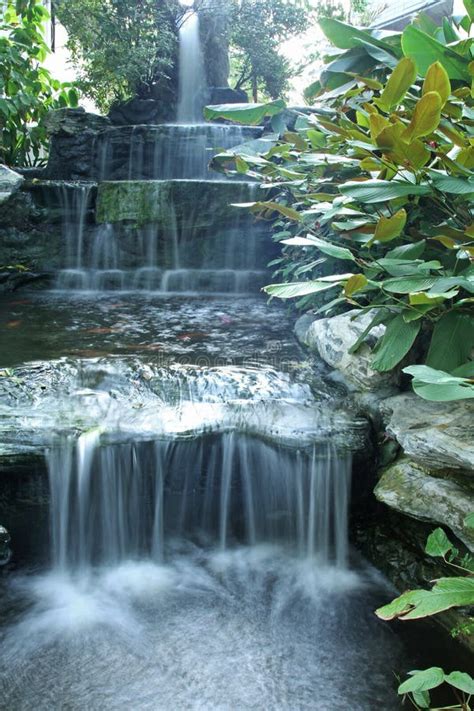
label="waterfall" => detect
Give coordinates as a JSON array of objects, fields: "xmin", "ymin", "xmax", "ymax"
[
  {"xmin": 177, "ymin": 8, "xmax": 208, "ymax": 124},
  {"xmin": 47, "ymin": 433, "xmax": 352, "ymax": 571}
]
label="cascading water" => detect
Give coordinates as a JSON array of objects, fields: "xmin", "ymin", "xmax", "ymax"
[
  {"xmin": 47, "ymin": 433, "xmax": 352, "ymax": 570},
  {"xmin": 0, "ymin": 6, "xmax": 415, "ymax": 708},
  {"xmin": 177, "ymin": 7, "xmax": 208, "ymax": 124}
]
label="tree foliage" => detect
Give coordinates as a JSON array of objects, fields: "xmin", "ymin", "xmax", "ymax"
[
  {"xmin": 208, "ymin": 12, "xmax": 474, "ymax": 402},
  {"xmin": 0, "ymin": 0, "xmax": 79, "ymax": 167},
  {"xmin": 226, "ymin": 0, "xmax": 313, "ymax": 101},
  {"xmin": 54, "ymin": 0, "xmax": 181, "ymax": 113}
]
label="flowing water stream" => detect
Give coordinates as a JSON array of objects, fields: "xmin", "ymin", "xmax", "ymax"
[{"xmin": 0, "ymin": 10, "xmax": 429, "ymax": 709}]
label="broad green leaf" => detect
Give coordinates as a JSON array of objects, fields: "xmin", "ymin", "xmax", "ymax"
[
  {"xmin": 339, "ymin": 180, "xmax": 430, "ymax": 203},
  {"xmin": 344, "ymin": 274, "xmax": 368, "ymax": 297},
  {"xmin": 383, "ymin": 276, "xmax": 437, "ymax": 293},
  {"xmin": 376, "ymin": 123, "xmax": 431, "ymax": 170},
  {"xmin": 263, "ymin": 280, "xmax": 342, "ymax": 299},
  {"xmin": 369, "ymin": 113, "xmax": 389, "ymax": 141},
  {"xmin": 398, "ymin": 668, "xmax": 445, "ymax": 694},
  {"xmin": 402, "ymin": 91, "xmax": 442, "ymax": 143},
  {"xmin": 376, "ymin": 577, "xmax": 474, "ymax": 620},
  {"xmin": 401, "ymin": 25, "xmax": 471, "ymax": 80},
  {"xmin": 412, "ymin": 690, "xmax": 431, "ymax": 709},
  {"xmin": 430, "ymin": 171, "xmax": 474, "ymax": 194},
  {"xmin": 425, "ymin": 528, "xmax": 454, "ymax": 558},
  {"xmin": 235, "ymin": 201, "xmax": 301, "ymax": 221},
  {"xmin": 204, "ymin": 100, "xmax": 285, "ymax": 126},
  {"xmin": 372, "ymin": 315, "xmax": 421, "ymax": 371},
  {"xmin": 465, "ymin": 512, "xmax": 474, "ymax": 529},
  {"xmin": 422, "ymin": 61, "xmax": 451, "ymax": 106},
  {"xmin": 426, "ymin": 312, "xmax": 474, "ymax": 372},
  {"xmin": 319, "ymin": 18, "xmax": 390, "ymax": 51},
  {"xmin": 387, "ymin": 240, "xmax": 426, "ymax": 260},
  {"xmin": 298, "ymin": 235, "xmax": 355, "ymax": 261},
  {"xmin": 372, "ymin": 209, "xmax": 407, "ymax": 243},
  {"xmin": 378, "ymin": 57, "xmax": 417, "ymax": 111},
  {"xmin": 404, "ymin": 365, "xmax": 474, "ymax": 401},
  {"xmin": 444, "ymin": 671, "xmax": 474, "ymax": 695}
]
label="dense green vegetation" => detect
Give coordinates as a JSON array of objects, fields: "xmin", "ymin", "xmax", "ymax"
[
  {"xmin": 206, "ymin": 11, "xmax": 474, "ymax": 403},
  {"xmin": 54, "ymin": 0, "xmax": 180, "ymax": 113},
  {"xmin": 0, "ymin": 0, "xmax": 78, "ymax": 166}
]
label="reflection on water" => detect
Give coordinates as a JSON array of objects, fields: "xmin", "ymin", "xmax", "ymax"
[{"xmin": 0, "ymin": 293, "xmax": 300, "ymax": 369}]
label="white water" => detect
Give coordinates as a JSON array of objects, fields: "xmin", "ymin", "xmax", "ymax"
[
  {"xmin": 55, "ymin": 181, "xmax": 267, "ymax": 293},
  {"xmin": 177, "ymin": 9, "xmax": 207, "ymax": 124},
  {"xmin": 47, "ymin": 433, "xmax": 352, "ymax": 570}
]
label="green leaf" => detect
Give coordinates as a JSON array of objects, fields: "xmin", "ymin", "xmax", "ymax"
[
  {"xmin": 425, "ymin": 528, "xmax": 455, "ymax": 558},
  {"xmin": 301, "ymin": 235, "xmax": 355, "ymax": 261},
  {"xmin": 465, "ymin": 512, "xmax": 474, "ymax": 529},
  {"xmin": 344, "ymin": 274, "xmax": 368, "ymax": 297},
  {"xmin": 401, "ymin": 25, "xmax": 471, "ymax": 80},
  {"xmin": 339, "ymin": 180, "xmax": 430, "ymax": 203},
  {"xmin": 402, "ymin": 91, "xmax": 442, "ymax": 142},
  {"xmin": 319, "ymin": 18, "xmax": 390, "ymax": 51},
  {"xmin": 383, "ymin": 276, "xmax": 437, "ymax": 293},
  {"xmin": 263, "ymin": 279, "xmax": 342, "ymax": 299},
  {"xmin": 426, "ymin": 312, "xmax": 474, "ymax": 372},
  {"xmin": 376, "ymin": 577, "xmax": 474, "ymax": 621},
  {"xmin": 404, "ymin": 365, "xmax": 474, "ymax": 401},
  {"xmin": 204, "ymin": 100, "xmax": 286, "ymax": 126},
  {"xmin": 423, "ymin": 61, "xmax": 451, "ymax": 106},
  {"xmin": 412, "ymin": 690, "xmax": 431, "ymax": 709},
  {"xmin": 372, "ymin": 209, "xmax": 407, "ymax": 243},
  {"xmin": 398, "ymin": 668, "xmax": 445, "ymax": 694},
  {"xmin": 444, "ymin": 671, "xmax": 474, "ymax": 695},
  {"xmin": 372, "ymin": 315, "xmax": 421, "ymax": 371},
  {"xmin": 387, "ymin": 240, "xmax": 426, "ymax": 260},
  {"xmin": 348, "ymin": 310, "xmax": 388, "ymax": 354},
  {"xmin": 377, "ymin": 57, "xmax": 417, "ymax": 111},
  {"xmin": 430, "ymin": 172, "xmax": 474, "ymax": 194}
]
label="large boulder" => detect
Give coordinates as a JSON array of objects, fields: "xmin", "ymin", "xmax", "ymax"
[
  {"xmin": 44, "ymin": 108, "xmax": 110, "ymax": 180},
  {"xmin": 296, "ymin": 310, "xmax": 398, "ymax": 393},
  {"xmin": 375, "ymin": 457, "xmax": 474, "ymax": 552},
  {"xmin": 0, "ymin": 165, "xmax": 24, "ymax": 205},
  {"xmin": 382, "ymin": 393, "xmax": 474, "ymax": 472}
]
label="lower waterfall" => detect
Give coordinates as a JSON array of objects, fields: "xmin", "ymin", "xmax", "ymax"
[{"xmin": 47, "ymin": 433, "xmax": 351, "ymax": 570}]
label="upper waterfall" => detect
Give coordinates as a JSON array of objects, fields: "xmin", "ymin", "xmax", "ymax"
[{"xmin": 177, "ymin": 8, "xmax": 208, "ymax": 124}]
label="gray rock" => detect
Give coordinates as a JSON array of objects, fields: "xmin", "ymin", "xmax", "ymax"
[
  {"xmin": 0, "ymin": 525, "xmax": 11, "ymax": 565},
  {"xmin": 0, "ymin": 165, "xmax": 24, "ymax": 205},
  {"xmin": 382, "ymin": 393, "xmax": 474, "ymax": 472},
  {"xmin": 375, "ymin": 457, "xmax": 474, "ymax": 551},
  {"xmin": 299, "ymin": 310, "xmax": 398, "ymax": 392}
]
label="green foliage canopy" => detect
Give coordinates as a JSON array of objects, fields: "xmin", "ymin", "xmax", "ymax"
[
  {"xmin": 55, "ymin": 0, "xmax": 180, "ymax": 113},
  {"xmin": 208, "ymin": 11, "xmax": 474, "ymax": 402},
  {"xmin": 0, "ymin": 0, "xmax": 79, "ymax": 166}
]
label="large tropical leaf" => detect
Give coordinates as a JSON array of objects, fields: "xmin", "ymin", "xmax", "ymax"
[
  {"xmin": 319, "ymin": 18, "xmax": 392, "ymax": 52},
  {"xmin": 376, "ymin": 577, "xmax": 474, "ymax": 620},
  {"xmin": 377, "ymin": 57, "xmax": 417, "ymax": 112},
  {"xmin": 339, "ymin": 180, "xmax": 430, "ymax": 203},
  {"xmin": 371, "ymin": 314, "xmax": 421, "ymax": 371},
  {"xmin": 204, "ymin": 100, "xmax": 285, "ymax": 125},
  {"xmin": 426, "ymin": 311, "xmax": 474, "ymax": 372},
  {"xmin": 401, "ymin": 25, "xmax": 471, "ymax": 80},
  {"xmin": 403, "ymin": 364, "xmax": 474, "ymax": 400}
]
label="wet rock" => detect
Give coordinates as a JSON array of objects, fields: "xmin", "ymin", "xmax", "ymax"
[
  {"xmin": 381, "ymin": 393, "xmax": 474, "ymax": 472},
  {"xmin": 375, "ymin": 457, "xmax": 474, "ymax": 552},
  {"xmin": 0, "ymin": 165, "xmax": 24, "ymax": 205},
  {"xmin": 0, "ymin": 525, "xmax": 11, "ymax": 565},
  {"xmin": 108, "ymin": 98, "xmax": 172, "ymax": 125},
  {"xmin": 209, "ymin": 87, "xmax": 248, "ymax": 104},
  {"xmin": 297, "ymin": 310, "xmax": 398, "ymax": 393},
  {"xmin": 44, "ymin": 108, "xmax": 110, "ymax": 180},
  {"xmin": 200, "ymin": 7, "xmax": 230, "ymax": 88}
]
